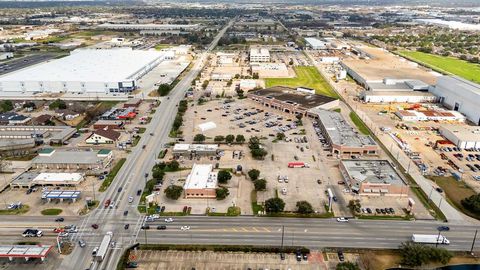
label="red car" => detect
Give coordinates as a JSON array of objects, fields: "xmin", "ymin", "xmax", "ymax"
[
  {"xmin": 53, "ymin": 228, "xmax": 65, "ymax": 233},
  {"xmin": 91, "ymin": 224, "xmax": 99, "ymax": 229}
]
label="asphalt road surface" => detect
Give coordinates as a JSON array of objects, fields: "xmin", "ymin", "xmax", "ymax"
[
  {"xmin": 58, "ymin": 19, "xmax": 235, "ymax": 270},
  {"xmin": 0, "ymin": 53, "xmax": 60, "ymax": 76}
]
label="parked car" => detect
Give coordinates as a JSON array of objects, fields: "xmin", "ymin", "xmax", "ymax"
[{"xmin": 337, "ymin": 250, "xmax": 345, "ymax": 261}]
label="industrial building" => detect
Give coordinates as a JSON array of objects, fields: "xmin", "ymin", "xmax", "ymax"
[
  {"xmin": 305, "ymin": 37, "xmax": 327, "ymax": 50},
  {"xmin": 247, "ymin": 86, "xmax": 339, "ymax": 116},
  {"xmin": 366, "ymin": 79, "xmax": 429, "ymax": 92},
  {"xmin": 339, "ymin": 159, "xmax": 408, "ymax": 197},
  {"xmin": 31, "ymin": 148, "xmax": 113, "ymax": 171},
  {"xmin": 439, "ymin": 125, "xmax": 480, "ymax": 149},
  {"xmin": 0, "ymin": 48, "xmax": 167, "ymax": 94},
  {"xmin": 249, "ymin": 48, "xmax": 270, "ymax": 63},
  {"xmin": 97, "ymin": 23, "xmax": 200, "ymax": 31},
  {"xmin": 0, "ymin": 112, "xmax": 30, "ymax": 125},
  {"xmin": 313, "ymin": 110, "xmax": 378, "ymax": 156},
  {"xmin": 429, "ymin": 76, "xmax": 480, "ymax": 125},
  {"xmin": 173, "ymin": 144, "xmax": 219, "ymax": 157},
  {"xmin": 0, "ymin": 125, "xmax": 75, "ymax": 144},
  {"xmin": 395, "ymin": 109, "xmax": 465, "ymax": 122},
  {"xmin": 361, "ymin": 91, "xmax": 438, "ymax": 103},
  {"xmin": 11, "ymin": 172, "xmax": 85, "ymax": 188},
  {"xmin": 184, "ymin": 164, "xmax": 218, "ymax": 199}
]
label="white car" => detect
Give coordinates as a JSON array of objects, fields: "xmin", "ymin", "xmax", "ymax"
[
  {"xmin": 128, "ymin": 196, "xmax": 134, "ymax": 203},
  {"xmin": 336, "ymin": 217, "xmax": 349, "ymax": 222},
  {"xmin": 180, "ymin": 226, "xmax": 190, "ymax": 231},
  {"xmin": 164, "ymin": 218, "xmax": 174, "ymax": 223}
]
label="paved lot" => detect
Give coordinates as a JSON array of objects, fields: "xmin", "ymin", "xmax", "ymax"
[{"xmin": 133, "ymin": 250, "xmax": 328, "ymax": 270}]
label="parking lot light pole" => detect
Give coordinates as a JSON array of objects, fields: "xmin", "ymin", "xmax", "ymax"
[{"xmin": 471, "ymin": 229, "xmax": 478, "ymax": 254}]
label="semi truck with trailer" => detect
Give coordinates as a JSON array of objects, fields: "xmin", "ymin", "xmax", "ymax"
[{"xmin": 411, "ymin": 234, "xmax": 450, "ymax": 245}]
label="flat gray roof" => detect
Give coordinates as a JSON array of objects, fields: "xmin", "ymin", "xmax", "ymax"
[
  {"xmin": 0, "ymin": 126, "xmax": 75, "ymax": 143},
  {"xmin": 440, "ymin": 125, "xmax": 480, "ymax": 142},
  {"xmin": 0, "ymin": 245, "xmax": 53, "ymax": 258},
  {"xmin": 314, "ymin": 109, "xmax": 376, "ymax": 148},
  {"xmin": 11, "ymin": 172, "xmax": 39, "ymax": 186},
  {"xmin": 32, "ymin": 149, "xmax": 105, "ymax": 165},
  {"xmin": 342, "ymin": 159, "xmax": 405, "ymax": 186}
]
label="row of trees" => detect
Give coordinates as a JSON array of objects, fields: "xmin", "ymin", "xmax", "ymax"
[
  {"xmin": 247, "ymin": 169, "xmax": 266, "ymax": 191},
  {"xmin": 248, "ymin": 136, "xmax": 267, "ymax": 160},
  {"xmin": 264, "ymin": 197, "xmax": 314, "ymax": 215},
  {"xmin": 213, "ymin": 134, "xmax": 245, "ymax": 144},
  {"xmin": 172, "ymin": 100, "xmax": 188, "ymax": 136},
  {"xmin": 157, "ymin": 84, "xmax": 172, "ymax": 96},
  {"xmin": 399, "ymin": 241, "xmax": 453, "ymax": 266}
]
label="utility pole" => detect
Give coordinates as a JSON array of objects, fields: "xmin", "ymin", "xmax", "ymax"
[
  {"xmin": 471, "ymin": 229, "xmax": 478, "ymax": 254},
  {"xmin": 436, "ymin": 229, "xmax": 441, "ymax": 248},
  {"xmin": 280, "ymin": 225, "xmax": 284, "ymax": 253}
]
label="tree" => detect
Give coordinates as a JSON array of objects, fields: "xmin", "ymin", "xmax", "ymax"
[
  {"xmin": 296, "ymin": 200, "xmax": 314, "ymax": 214},
  {"xmin": 157, "ymin": 83, "xmax": 172, "ymax": 96},
  {"xmin": 235, "ymin": 134, "xmax": 245, "ymax": 144},
  {"xmin": 167, "ymin": 160, "xmax": 179, "ymax": 171},
  {"xmin": 249, "ymin": 136, "xmax": 267, "ymax": 160},
  {"xmin": 252, "ymin": 73, "xmax": 259, "ymax": 79},
  {"xmin": 215, "ymin": 186, "xmax": 229, "ymax": 200},
  {"xmin": 295, "ymin": 113, "xmax": 303, "ymax": 122},
  {"xmin": 236, "ymin": 89, "xmax": 244, "ymax": 98},
  {"xmin": 461, "ymin": 194, "xmax": 480, "ymax": 214},
  {"xmin": 164, "ymin": 185, "xmax": 183, "ymax": 200},
  {"xmin": 152, "ymin": 169, "xmax": 165, "ymax": 180},
  {"xmin": 49, "ymin": 99, "xmax": 66, "ymax": 110},
  {"xmin": 214, "ymin": 135, "xmax": 225, "ymax": 142},
  {"xmin": 276, "ymin": 132, "xmax": 285, "ymax": 141},
  {"xmin": 265, "ymin": 197, "xmax": 285, "ymax": 213},
  {"xmin": 248, "ymin": 169, "xmax": 260, "ymax": 181},
  {"xmin": 254, "ymin": 179, "xmax": 267, "ymax": 191},
  {"xmin": 217, "ymin": 170, "xmax": 232, "ymax": 184},
  {"xmin": 0, "ymin": 100, "xmax": 13, "ymax": 112},
  {"xmin": 23, "ymin": 102, "xmax": 36, "ymax": 110},
  {"xmin": 399, "ymin": 241, "xmax": 453, "ymax": 266},
  {"xmin": 193, "ymin": 134, "xmax": 206, "ymax": 143},
  {"xmin": 225, "ymin": 134, "xmax": 235, "ymax": 143},
  {"xmin": 336, "ymin": 262, "xmax": 360, "ymax": 270}
]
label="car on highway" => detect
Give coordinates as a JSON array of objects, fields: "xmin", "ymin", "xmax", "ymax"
[
  {"xmin": 165, "ymin": 218, "xmax": 174, "ymax": 223},
  {"xmin": 336, "ymin": 217, "xmax": 349, "ymax": 222},
  {"xmin": 124, "ymin": 224, "xmax": 130, "ymax": 230},
  {"xmin": 55, "ymin": 217, "xmax": 64, "ymax": 222},
  {"xmin": 22, "ymin": 229, "xmax": 43, "ymax": 237},
  {"xmin": 180, "ymin": 226, "xmax": 190, "ymax": 231},
  {"xmin": 137, "ymin": 189, "xmax": 142, "ymax": 196},
  {"xmin": 157, "ymin": 225, "xmax": 167, "ymax": 230},
  {"xmin": 91, "ymin": 224, "xmax": 99, "ymax": 229},
  {"xmin": 118, "ymin": 187, "xmax": 123, "ymax": 193},
  {"xmin": 123, "ymin": 210, "xmax": 128, "ymax": 216},
  {"xmin": 128, "ymin": 196, "xmax": 134, "ymax": 203},
  {"xmin": 141, "ymin": 225, "xmax": 150, "ymax": 230},
  {"xmin": 438, "ymin": 226, "xmax": 450, "ymax": 231},
  {"xmin": 317, "ymin": 179, "xmax": 322, "ymax": 184},
  {"xmin": 53, "ymin": 228, "xmax": 65, "ymax": 233},
  {"xmin": 78, "ymin": 239, "xmax": 86, "ymax": 248},
  {"xmin": 92, "ymin": 247, "xmax": 98, "ymax": 256}
]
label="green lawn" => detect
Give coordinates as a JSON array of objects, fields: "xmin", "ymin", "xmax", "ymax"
[
  {"xmin": 265, "ymin": 66, "xmax": 338, "ymax": 98},
  {"xmin": 398, "ymin": 51, "xmax": 480, "ymax": 83},
  {"xmin": 40, "ymin": 208, "xmax": 63, "ymax": 215},
  {"xmin": 99, "ymin": 158, "xmax": 126, "ymax": 192},
  {"xmin": 0, "ymin": 205, "xmax": 29, "ymax": 215},
  {"xmin": 349, "ymin": 111, "xmax": 371, "ymax": 135},
  {"xmin": 155, "ymin": 44, "xmax": 173, "ymax": 50}
]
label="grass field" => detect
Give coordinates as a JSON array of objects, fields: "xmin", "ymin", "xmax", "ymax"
[
  {"xmin": 349, "ymin": 111, "xmax": 371, "ymax": 135},
  {"xmin": 428, "ymin": 176, "xmax": 479, "ymax": 220},
  {"xmin": 264, "ymin": 66, "xmax": 338, "ymax": 98},
  {"xmin": 399, "ymin": 51, "xmax": 480, "ymax": 83}
]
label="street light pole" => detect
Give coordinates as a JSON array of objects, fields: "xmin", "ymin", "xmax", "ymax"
[
  {"xmin": 436, "ymin": 229, "xmax": 441, "ymax": 248},
  {"xmin": 471, "ymin": 229, "xmax": 478, "ymax": 254},
  {"xmin": 280, "ymin": 225, "xmax": 284, "ymax": 253}
]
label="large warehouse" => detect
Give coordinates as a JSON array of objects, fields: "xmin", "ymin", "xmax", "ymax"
[
  {"xmin": 0, "ymin": 48, "xmax": 166, "ymax": 94},
  {"xmin": 439, "ymin": 125, "xmax": 480, "ymax": 149},
  {"xmin": 429, "ymin": 76, "xmax": 480, "ymax": 125}
]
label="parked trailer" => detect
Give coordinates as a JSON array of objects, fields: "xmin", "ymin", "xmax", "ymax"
[
  {"xmin": 288, "ymin": 162, "xmax": 309, "ymax": 168},
  {"xmin": 412, "ymin": 234, "xmax": 450, "ymax": 245},
  {"xmin": 93, "ymin": 231, "xmax": 113, "ymax": 261}
]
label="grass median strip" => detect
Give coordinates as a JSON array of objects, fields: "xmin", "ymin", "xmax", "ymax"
[
  {"xmin": 41, "ymin": 208, "xmax": 63, "ymax": 215},
  {"xmin": 99, "ymin": 158, "xmax": 126, "ymax": 192},
  {"xmin": 0, "ymin": 205, "xmax": 29, "ymax": 215},
  {"xmin": 349, "ymin": 111, "xmax": 371, "ymax": 135}
]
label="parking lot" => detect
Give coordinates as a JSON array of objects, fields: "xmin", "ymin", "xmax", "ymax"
[{"xmin": 132, "ymin": 250, "xmax": 329, "ymax": 270}]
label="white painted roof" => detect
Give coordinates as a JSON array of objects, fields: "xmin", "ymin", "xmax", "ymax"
[
  {"xmin": 184, "ymin": 164, "xmax": 217, "ymax": 190},
  {"xmin": 0, "ymin": 48, "xmax": 165, "ymax": 83},
  {"xmin": 33, "ymin": 173, "xmax": 84, "ymax": 183}
]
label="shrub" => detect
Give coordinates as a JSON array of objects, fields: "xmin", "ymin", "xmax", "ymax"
[
  {"xmin": 399, "ymin": 241, "xmax": 453, "ymax": 266},
  {"xmin": 296, "ymin": 201, "xmax": 314, "ymax": 214},
  {"xmin": 164, "ymin": 185, "xmax": 183, "ymax": 200},
  {"xmin": 193, "ymin": 134, "xmax": 206, "ymax": 143},
  {"xmin": 254, "ymin": 179, "xmax": 267, "ymax": 191},
  {"xmin": 157, "ymin": 84, "xmax": 172, "ymax": 96},
  {"xmin": 214, "ymin": 135, "xmax": 225, "ymax": 142},
  {"xmin": 461, "ymin": 194, "xmax": 480, "ymax": 214},
  {"xmin": 225, "ymin": 134, "xmax": 235, "ymax": 143},
  {"xmin": 215, "ymin": 187, "xmax": 229, "ymax": 200},
  {"xmin": 235, "ymin": 134, "xmax": 245, "ymax": 143},
  {"xmin": 336, "ymin": 262, "xmax": 360, "ymax": 270},
  {"xmin": 217, "ymin": 170, "xmax": 232, "ymax": 184},
  {"xmin": 248, "ymin": 169, "xmax": 260, "ymax": 181},
  {"xmin": 265, "ymin": 197, "xmax": 285, "ymax": 213}
]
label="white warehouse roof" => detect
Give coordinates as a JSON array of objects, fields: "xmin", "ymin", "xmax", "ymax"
[
  {"xmin": 0, "ymin": 48, "xmax": 165, "ymax": 83},
  {"xmin": 184, "ymin": 164, "xmax": 218, "ymax": 190}
]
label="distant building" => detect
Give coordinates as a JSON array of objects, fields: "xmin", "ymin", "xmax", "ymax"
[
  {"xmin": 173, "ymin": 144, "xmax": 219, "ymax": 157},
  {"xmin": 0, "ymin": 112, "xmax": 30, "ymax": 125},
  {"xmin": 305, "ymin": 38, "xmax": 327, "ymax": 50},
  {"xmin": 184, "ymin": 164, "xmax": 218, "ymax": 199},
  {"xmin": 429, "ymin": 76, "xmax": 480, "ymax": 125},
  {"xmin": 439, "ymin": 125, "xmax": 480, "ymax": 149},
  {"xmin": 34, "ymin": 114, "xmax": 54, "ymax": 126},
  {"xmin": 339, "ymin": 159, "xmax": 408, "ymax": 197},
  {"xmin": 313, "ymin": 110, "xmax": 378, "ymax": 156},
  {"xmin": 249, "ymin": 47, "xmax": 270, "ymax": 63},
  {"xmin": 92, "ymin": 120, "xmax": 124, "ymax": 130},
  {"xmin": 11, "ymin": 172, "xmax": 85, "ymax": 188},
  {"xmin": 395, "ymin": 109, "xmax": 465, "ymax": 122},
  {"xmin": 122, "ymin": 98, "xmax": 142, "ymax": 108},
  {"xmin": 250, "ymin": 63, "xmax": 289, "ymax": 78},
  {"xmin": 86, "ymin": 128, "xmax": 120, "ymax": 144},
  {"xmin": 55, "ymin": 109, "xmax": 80, "ymax": 121}
]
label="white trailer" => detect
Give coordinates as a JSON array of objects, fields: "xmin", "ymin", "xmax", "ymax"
[
  {"xmin": 412, "ymin": 234, "xmax": 450, "ymax": 245},
  {"xmin": 94, "ymin": 231, "xmax": 113, "ymax": 261}
]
